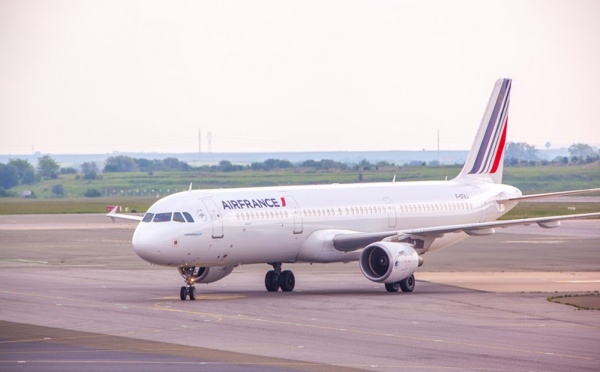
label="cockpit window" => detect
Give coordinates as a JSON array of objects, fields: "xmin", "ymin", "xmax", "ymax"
[
  {"xmin": 182, "ymin": 212, "xmax": 194, "ymax": 223},
  {"xmin": 173, "ymin": 212, "xmax": 185, "ymax": 223},
  {"xmin": 153, "ymin": 212, "xmax": 172, "ymax": 222},
  {"xmin": 142, "ymin": 213, "xmax": 154, "ymax": 223}
]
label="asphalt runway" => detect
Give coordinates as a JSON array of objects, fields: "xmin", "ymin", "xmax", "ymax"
[{"xmin": 1, "ymin": 214, "xmax": 599, "ymax": 371}]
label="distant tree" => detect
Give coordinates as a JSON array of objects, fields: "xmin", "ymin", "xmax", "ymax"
[
  {"xmin": 135, "ymin": 158, "xmax": 155, "ymax": 172},
  {"xmin": 545, "ymin": 142, "xmax": 551, "ymax": 149},
  {"xmin": 84, "ymin": 188, "xmax": 102, "ymax": 197},
  {"xmin": 81, "ymin": 162, "xmax": 98, "ymax": 174},
  {"xmin": 81, "ymin": 162, "xmax": 99, "ymax": 180},
  {"xmin": 568, "ymin": 143, "xmax": 596, "ymax": 164},
  {"xmin": 219, "ymin": 160, "xmax": 235, "ymax": 172},
  {"xmin": 22, "ymin": 168, "xmax": 36, "ymax": 185},
  {"xmin": 355, "ymin": 159, "xmax": 372, "ymax": 171},
  {"xmin": 8, "ymin": 159, "xmax": 35, "ymax": 185},
  {"xmin": 321, "ymin": 159, "xmax": 347, "ymax": 170},
  {"xmin": 104, "ymin": 156, "xmax": 137, "ymax": 172},
  {"xmin": 162, "ymin": 157, "xmax": 190, "ymax": 171},
  {"xmin": 60, "ymin": 168, "xmax": 77, "ymax": 174},
  {"xmin": 263, "ymin": 158, "xmax": 293, "ymax": 170},
  {"xmin": 37, "ymin": 155, "xmax": 60, "ymax": 179},
  {"xmin": 51, "ymin": 184, "xmax": 64, "ymax": 197},
  {"xmin": 568, "ymin": 143, "xmax": 594, "ymax": 158},
  {"xmin": 0, "ymin": 187, "xmax": 16, "ymax": 197},
  {"xmin": 249, "ymin": 162, "xmax": 266, "ymax": 170},
  {"xmin": 0, "ymin": 164, "xmax": 19, "ymax": 189},
  {"xmin": 504, "ymin": 142, "xmax": 539, "ymax": 163}
]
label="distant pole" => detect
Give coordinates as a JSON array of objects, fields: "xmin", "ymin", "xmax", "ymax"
[
  {"xmin": 198, "ymin": 129, "xmax": 202, "ymax": 154},
  {"xmin": 437, "ymin": 129, "xmax": 440, "ymax": 163}
]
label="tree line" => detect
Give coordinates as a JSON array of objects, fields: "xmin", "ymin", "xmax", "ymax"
[
  {"xmin": 1, "ymin": 142, "xmax": 598, "ymax": 197},
  {"xmin": 504, "ymin": 142, "xmax": 600, "ymax": 166}
]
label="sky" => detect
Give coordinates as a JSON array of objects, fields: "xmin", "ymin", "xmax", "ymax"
[{"xmin": 1, "ymin": 0, "xmax": 599, "ymax": 155}]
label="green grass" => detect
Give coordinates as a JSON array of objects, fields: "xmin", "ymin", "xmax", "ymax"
[
  {"xmin": 0, "ymin": 197, "xmax": 156, "ymax": 215},
  {"xmin": 501, "ymin": 202, "xmax": 600, "ymax": 220}
]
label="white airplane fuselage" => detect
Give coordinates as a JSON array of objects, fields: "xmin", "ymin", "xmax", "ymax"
[{"xmin": 132, "ymin": 179, "xmax": 522, "ymax": 268}]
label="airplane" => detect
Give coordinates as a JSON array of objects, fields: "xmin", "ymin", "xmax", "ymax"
[{"xmin": 108, "ymin": 78, "xmax": 600, "ymax": 300}]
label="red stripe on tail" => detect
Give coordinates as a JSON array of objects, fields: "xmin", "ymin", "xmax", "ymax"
[{"xmin": 490, "ymin": 118, "xmax": 508, "ymax": 174}]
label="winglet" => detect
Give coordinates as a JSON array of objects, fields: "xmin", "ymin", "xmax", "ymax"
[{"xmin": 457, "ymin": 79, "xmax": 511, "ymax": 184}]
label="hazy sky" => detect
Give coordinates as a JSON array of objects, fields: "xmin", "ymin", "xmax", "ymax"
[{"xmin": 1, "ymin": 0, "xmax": 599, "ymax": 155}]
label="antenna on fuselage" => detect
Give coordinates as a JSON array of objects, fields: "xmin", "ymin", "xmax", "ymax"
[
  {"xmin": 188, "ymin": 183, "xmax": 193, "ymax": 192},
  {"xmin": 392, "ymin": 175, "xmax": 396, "ymax": 183}
]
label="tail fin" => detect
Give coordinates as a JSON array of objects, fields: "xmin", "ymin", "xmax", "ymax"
[{"xmin": 457, "ymin": 78, "xmax": 511, "ymax": 184}]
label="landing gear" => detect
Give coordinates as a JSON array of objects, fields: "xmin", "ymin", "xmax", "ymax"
[
  {"xmin": 385, "ymin": 275, "xmax": 416, "ymax": 293},
  {"xmin": 399, "ymin": 274, "xmax": 415, "ymax": 293},
  {"xmin": 265, "ymin": 263, "xmax": 295, "ymax": 292},
  {"xmin": 179, "ymin": 285, "xmax": 196, "ymax": 300},
  {"xmin": 385, "ymin": 282, "xmax": 401, "ymax": 292},
  {"xmin": 265, "ymin": 270, "xmax": 280, "ymax": 292},
  {"xmin": 178, "ymin": 267, "xmax": 197, "ymax": 301}
]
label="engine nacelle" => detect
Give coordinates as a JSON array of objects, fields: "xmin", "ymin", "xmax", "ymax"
[
  {"xmin": 359, "ymin": 242, "xmax": 420, "ymax": 283},
  {"xmin": 178, "ymin": 265, "xmax": 235, "ymax": 284}
]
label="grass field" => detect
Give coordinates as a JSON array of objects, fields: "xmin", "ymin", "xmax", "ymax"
[{"xmin": 2, "ymin": 163, "xmax": 599, "ymax": 215}]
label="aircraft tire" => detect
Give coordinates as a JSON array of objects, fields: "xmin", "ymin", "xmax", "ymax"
[
  {"xmin": 265, "ymin": 270, "xmax": 280, "ymax": 292},
  {"xmin": 189, "ymin": 286, "xmax": 197, "ymax": 300},
  {"xmin": 279, "ymin": 270, "xmax": 295, "ymax": 292},
  {"xmin": 400, "ymin": 275, "xmax": 415, "ymax": 293},
  {"xmin": 385, "ymin": 282, "xmax": 401, "ymax": 293},
  {"xmin": 180, "ymin": 286, "xmax": 187, "ymax": 301}
]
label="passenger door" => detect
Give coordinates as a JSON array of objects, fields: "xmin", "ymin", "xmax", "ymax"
[{"xmin": 202, "ymin": 199, "xmax": 224, "ymax": 238}]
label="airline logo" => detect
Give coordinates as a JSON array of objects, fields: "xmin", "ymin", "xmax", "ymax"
[
  {"xmin": 468, "ymin": 79, "xmax": 511, "ymax": 175},
  {"xmin": 222, "ymin": 197, "xmax": 287, "ymax": 210}
]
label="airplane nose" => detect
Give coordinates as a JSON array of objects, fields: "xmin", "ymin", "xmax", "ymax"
[{"xmin": 132, "ymin": 225, "xmax": 165, "ymax": 264}]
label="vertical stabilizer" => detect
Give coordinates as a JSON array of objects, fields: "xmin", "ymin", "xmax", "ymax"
[{"xmin": 457, "ymin": 78, "xmax": 511, "ymax": 184}]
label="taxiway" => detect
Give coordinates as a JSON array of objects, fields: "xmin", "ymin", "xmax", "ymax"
[{"xmin": 1, "ymin": 214, "xmax": 599, "ymax": 371}]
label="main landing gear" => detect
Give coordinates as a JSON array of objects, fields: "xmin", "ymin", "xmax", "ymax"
[
  {"xmin": 179, "ymin": 267, "xmax": 197, "ymax": 301},
  {"xmin": 384, "ymin": 274, "xmax": 416, "ymax": 293},
  {"xmin": 265, "ymin": 262, "xmax": 295, "ymax": 292}
]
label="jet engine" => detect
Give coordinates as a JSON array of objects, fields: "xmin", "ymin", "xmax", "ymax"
[
  {"xmin": 178, "ymin": 265, "xmax": 235, "ymax": 284},
  {"xmin": 359, "ymin": 242, "xmax": 421, "ymax": 283}
]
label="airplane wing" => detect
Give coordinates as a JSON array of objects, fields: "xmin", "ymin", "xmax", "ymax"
[
  {"xmin": 498, "ymin": 187, "xmax": 600, "ymax": 203},
  {"xmin": 106, "ymin": 207, "xmax": 144, "ymax": 222},
  {"xmin": 332, "ymin": 212, "xmax": 600, "ymax": 252}
]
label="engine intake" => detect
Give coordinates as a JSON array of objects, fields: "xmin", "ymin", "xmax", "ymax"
[
  {"xmin": 359, "ymin": 242, "xmax": 420, "ymax": 283},
  {"xmin": 178, "ymin": 265, "xmax": 235, "ymax": 284}
]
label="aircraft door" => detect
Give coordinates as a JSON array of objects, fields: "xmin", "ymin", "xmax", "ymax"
[
  {"xmin": 285, "ymin": 195, "xmax": 303, "ymax": 234},
  {"xmin": 384, "ymin": 197, "xmax": 397, "ymax": 228},
  {"xmin": 202, "ymin": 199, "xmax": 224, "ymax": 239}
]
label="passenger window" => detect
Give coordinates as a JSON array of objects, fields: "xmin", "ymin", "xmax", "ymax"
[
  {"xmin": 183, "ymin": 212, "xmax": 194, "ymax": 222},
  {"xmin": 173, "ymin": 212, "xmax": 185, "ymax": 223},
  {"xmin": 153, "ymin": 212, "xmax": 172, "ymax": 222},
  {"xmin": 142, "ymin": 213, "xmax": 154, "ymax": 223}
]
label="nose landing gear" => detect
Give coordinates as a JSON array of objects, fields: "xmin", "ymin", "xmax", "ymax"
[
  {"xmin": 179, "ymin": 267, "xmax": 197, "ymax": 301},
  {"xmin": 180, "ymin": 285, "xmax": 196, "ymax": 301}
]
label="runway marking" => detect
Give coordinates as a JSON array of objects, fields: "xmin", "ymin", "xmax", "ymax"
[
  {"xmin": 556, "ymin": 280, "xmax": 600, "ymax": 283},
  {"xmin": 151, "ymin": 302, "xmax": 223, "ymax": 322},
  {"xmin": 0, "ymin": 259, "xmax": 48, "ymax": 264},
  {"xmin": 152, "ymin": 295, "xmax": 245, "ymax": 300},
  {"xmin": 1, "ymin": 289, "xmax": 595, "ymax": 362},
  {"xmin": 504, "ymin": 240, "xmax": 569, "ymax": 244}
]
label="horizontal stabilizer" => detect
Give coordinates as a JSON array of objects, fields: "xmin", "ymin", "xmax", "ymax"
[
  {"xmin": 106, "ymin": 206, "xmax": 144, "ymax": 222},
  {"xmin": 498, "ymin": 188, "xmax": 600, "ymax": 203}
]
